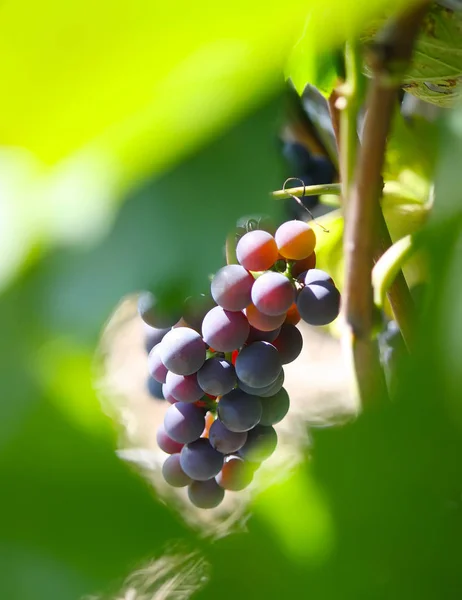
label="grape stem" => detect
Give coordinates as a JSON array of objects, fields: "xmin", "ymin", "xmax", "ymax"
[
  {"xmin": 272, "ymin": 183, "xmax": 341, "ymax": 200},
  {"xmin": 341, "ymin": 2, "xmax": 429, "ymax": 400}
]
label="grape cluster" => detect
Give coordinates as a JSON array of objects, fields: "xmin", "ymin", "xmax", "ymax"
[{"xmin": 139, "ymin": 218, "xmax": 340, "ymax": 509}]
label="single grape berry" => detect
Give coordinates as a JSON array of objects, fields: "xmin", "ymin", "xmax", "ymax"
[
  {"xmin": 235, "ymin": 341, "xmax": 282, "ymax": 388},
  {"xmin": 159, "ymin": 327, "xmax": 206, "ymax": 376},
  {"xmin": 297, "ymin": 268, "xmax": 334, "ymax": 286},
  {"xmin": 275, "ymin": 220, "xmax": 316, "ymax": 260},
  {"xmin": 164, "ymin": 402, "xmax": 205, "ymax": 444},
  {"xmin": 291, "ymin": 252, "xmax": 316, "ymax": 278},
  {"xmin": 197, "ymin": 357, "xmax": 236, "ymax": 396},
  {"xmin": 202, "ymin": 306, "xmax": 250, "ymax": 352},
  {"xmin": 164, "ymin": 371, "xmax": 204, "ymax": 403},
  {"xmin": 236, "ymin": 230, "xmax": 279, "ymax": 271},
  {"xmin": 162, "ymin": 454, "xmax": 193, "ymax": 487},
  {"xmin": 251, "ymin": 271, "xmax": 295, "ymax": 316},
  {"xmin": 156, "ymin": 425, "xmax": 184, "ymax": 454},
  {"xmin": 245, "ymin": 303, "xmax": 286, "ymax": 332},
  {"xmin": 211, "ymin": 265, "xmax": 254, "ymax": 312},
  {"xmin": 138, "ymin": 291, "xmax": 180, "ymax": 328},
  {"xmin": 147, "ymin": 344, "xmax": 168, "ymax": 383},
  {"xmin": 180, "ymin": 438, "xmax": 224, "ymax": 481},
  {"xmin": 216, "ymin": 456, "xmax": 253, "ymax": 491},
  {"xmin": 208, "ymin": 419, "xmax": 248, "ymax": 454},
  {"xmin": 188, "ymin": 479, "xmax": 225, "ymax": 509},
  {"xmin": 259, "ymin": 388, "xmax": 290, "ymax": 426},
  {"xmin": 238, "ymin": 425, "xmax": 278, "ymax": 463},
  {"xmin": 297, "ymin": 282, "xmax": 340, "ymax": 326},
  {"xmin": 217, "ymin": 388, "xmax": 262, "ymax": 432},
  {"xmin": 272, "ymin": 324, "xmax": 303, "ymax": 364}
]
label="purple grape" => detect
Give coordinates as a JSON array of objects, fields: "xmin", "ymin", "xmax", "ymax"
[
  {"xmin": 197, "ymin": 358, "xmax": 236, "ymax": 396},
  {"xmin": 147, "ymin": 377, "xmax": 165, "ymax": 400},
  {"xmin": 246, "ymin": 325, "xmax": 281, "ymax": 344},
  {"xmin": 208, "ymin": 419, "xmax": 248, "ymax": 454},
  {"xmin": 162, "ymin": 383, "xmax": 177, "ymax": 404},
  {"xmin": 143, "ymin": 323, "xmax": 170, "ymax": 354},
  {"xmin": 259, "ymin": 388, "xmax": 290, "ymax": 426},
  {"xmin": 272, "ymin": 324, "xmax": 303, "ymax": 364},
  {"xmin": 237, "ymin": 368, "xmax": 284, "ymax": 397},
  {"xmin": 202, "ymin": 306, "xmax": 250, "ymax": 352},
  {"xmin": 216, "ymin": 456, "xmax": 253, "ymax": 491},
  {"xmin": 211, "ymin": 265, "xmax": 254, "ymax": 311},
  {"xmin": 159, "ymin": 327, "xmax": 206, "ymax": 375},
  {"xmin": 164, "ymin": 371, "xmax": 204, "ymax": 403},
  {"xmin": 162, "ymin": 454, "xmax": 193, "ymax": 487},
  {"xmin": 251, "ymin": 271, "xmax": 295, "ymax": 316},
  {"xmin": 234, "ymin": 341, "xmax": 282, "ymax": 388},
  {"xmin": 138, "ymin": 291, "xmax": 180, "ymax": 328},
  {"xmin": 163, "ymin": 403, "xmax": 205, "ymax": 444},
  {"xmin": 156, "ymin": 425, "xmax": 184, "ymax": 454},
  {"xmin": 297, "ymin": 268, "xmax": 334, "ymax": 286},
  {"xmin": 188, "ymin": 479, "xmax": 225, "ymax": 509},
  {"xmin": 238, "ymin": 425, "xmax": 278, "ymax": 462},
  {"xmin": 297, "ymin": 282, "xmax": 340, "ymax": 326},
  {"xmin": 180, "ymin": 438, "xmax": 224, "ymax": 481},
  {"xmin": 183, "ymin": 294, "xmax": 216, "ymax": 332},
  {"xmin": 147, "ymin": 344, "xmax": 168, "ymax": 383},
  {"xmin": 217, "ymin": 389, "xmax": 262, "ymax": 432}
]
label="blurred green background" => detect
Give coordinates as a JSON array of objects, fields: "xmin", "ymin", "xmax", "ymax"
[{"xmin": 1, "ymin": 0, "xmax": 462, "ymax": 598}]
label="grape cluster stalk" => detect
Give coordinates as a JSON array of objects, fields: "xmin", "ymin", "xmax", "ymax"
[{"xmin": 139, "ymin": 217, "xmax": 340, "ymax": 509}]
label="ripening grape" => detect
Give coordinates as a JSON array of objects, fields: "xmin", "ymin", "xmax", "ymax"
[
  {"xmin": 275, "ymin": 220, "xmax": 316, "ymax": 260},
  {"xmin": 272, "ymin": 324, "xmax": 303, "ymax": 364},
  {"xmin": 211, "ymin": 265, "xmax": 254, "ymax": 311},
  {"xmin": 147, "ymin": 344, "xmax": 168, "ymax": 383},
  {"xmin": 297, "ymin": 282, "xmax": 340, "ymax": 326},
  {"xmin": 209, "ymin": 419, "xmax": 248, "ymax": 454},
  {"xmin": 251, "ymin": 272, "xmax": 295, "ymax": 316},
  {"xmin": 284, "ymin": 303, "xmax": 301, "ymax": 326},
  {"xmin": 216, "ymin": 456, "xmax": 253, "ymax": 491},
  {"xmin": 245, "ymin": 303, "xmax": 286, "ymax": 332},
  {"xmin": 156, "ymin": 425, "xmax": 184, "ymax": 454},
  {"xmin": 291, "ymin": 252, "xmax": 317, "ymax": 278},
  {"xmin": 183, "ymin": 294, "xmax": 216, "ymax": 332},
  {"xmin": 202, "ymin": 411, "xmax": 216, "ymax": 439},
  {"xmin": 164, "ymin": 371, "xmax": 204, "ymax": 403},
  {"xmin": 297, "ymin": 268, "xmax": 333, "ymax": 286},
  {"xmin": 259, "ymin": 388, "xmax": 290, "ymax": 426},
  {"xmin": 236, "ymin": 230, "xmax": 279, "ymax": 271},
  {"xmin": 235, "ymin": 341, "xmax": 282, "ymax": 388},
  {"xmin": 197, "ymin": 357, "xmax": 236, "ymax": 396},
  {"xmin": 238, "ymin": 425, "xmax": 278, "ymax": 462},
  {"xmin": 180, "ymin": 438, "xmax": 224, "ymax": 481},
  {"xmin": 162, "ymin": 454, "xmax": 193, "ymax": 487},
  {"xmin": 188, "ymin": 479, "xmax": 225, "ymax": 509},
  {"xmin": 162, "ymin": 383, "xmax": 177, "ymax": 404},
  {"xmin": 202, "ymin": 306, "xmax": 250, "ymax": 352},
  {"xmin": 159, "ymin": 327, "xmax": 206, "ymax": 376},
  {"xmin": 164, "ymin": 402, "xmax": 205, "ymax": 443},
  {"xmin": 138, "ymin": 291, "xmax": 180, "ymax": 328},
  {"xmin": 217, "ymin": 388, "xmax": 262, "ymax": 432}
]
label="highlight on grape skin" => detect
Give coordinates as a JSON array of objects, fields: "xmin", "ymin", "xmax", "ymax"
[
  {"xmin": 156, "ymin": 425, "xmax": 184, "ymax": 455},
  {"xmin": 164, "ymin": 402, "xmax": 206, "ymax": 444},
  {"xmin": 216, "ymin": 456, "xmax": 254, "ymax": 491},
  {"xmin": 147, "ymin": 344, "xmax": 168, "ymax": 383},
  {"xmin": 164, "ymin": 371, "xmax": 204, "ymax": 403},
  {"xmin": 251, "ymin": 271, "xmax": 295, "ymax": 317},
  {"xmin": 236, "ymin": 229, "xmax": 279, "ymax": 271},
  {"xmin": 159, "ymin": 327, "xmax": 206, "ymax": 375},
  {"xmin": 275, "ymin": 220, "xmax": 316, "ymax": 260},
  {"xmin": 211, "ymin": 265, "xmax": 254, "ymax": 312},
  {"xmin": 297, "ymin": 268, "xmax": 334, "ymax": 287}
]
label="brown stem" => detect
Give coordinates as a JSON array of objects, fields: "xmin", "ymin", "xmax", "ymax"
[{"xmin": 343, "ymin": 2, "xmax": 429, "ymax": 397}]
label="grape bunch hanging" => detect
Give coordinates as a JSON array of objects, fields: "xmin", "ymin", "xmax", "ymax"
[{"xmin": 139, "ymin": 218, "xmax": 340, "ymax": 509}]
